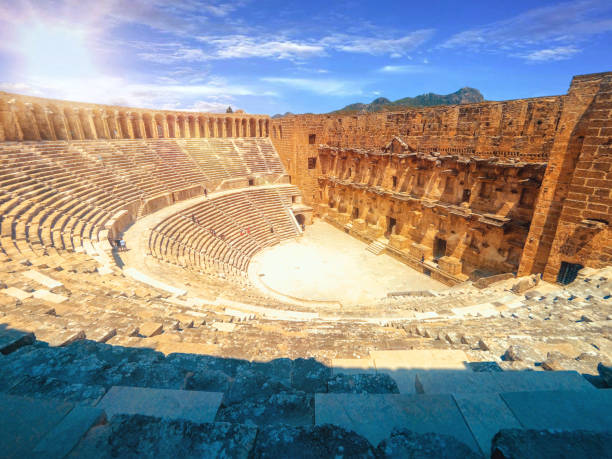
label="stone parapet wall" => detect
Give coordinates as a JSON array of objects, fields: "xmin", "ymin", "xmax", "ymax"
[{"xmin": 0, "ymin": 91, "xmax": 270, "ymax": 141}]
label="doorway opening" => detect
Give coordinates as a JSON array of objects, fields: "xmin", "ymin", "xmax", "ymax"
[
  {"xmin": 433, "ymin": 237, "xmax": 447, "ymax": 260},
  {"xmin": 557, "ymin": 261, "xmax": 583, "ymax": 285},
  {"xmin": 386, "ymin": 217, "xmax": 397, "ymax": 238}
]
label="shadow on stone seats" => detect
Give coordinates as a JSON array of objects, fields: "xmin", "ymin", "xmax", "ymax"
[{"xmin": 0, "ymin": 322, "xmax": 609, "ymax": 458}]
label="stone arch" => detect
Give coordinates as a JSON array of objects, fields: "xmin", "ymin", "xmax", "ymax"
[
  {"xmin": 15, "ymin": 102, "xmax": 40, "ymax": 140},
  {"xmin": 167, "ymin": 115, "xmax": 176, "ymax": 138},
  {"xmin": 64, "ymin": 107, "xmax": 81, "ymax": 139},
  {"xmin": 48, "ymin": 105, "xmax": 68, "ymax": 140},
  {"xmin": 92, "ymin": 110, "xmax": 106, "ymax": 139},
  {"xmin": 241, "ymin": 119, "xmax": 247, "ymax": 137},
  {"xmin": 142, "ymin": 113, "xmax": 154, "ymax": 138},
  {"xmin": 188, "ymin": 116, "xmax": 197, "ymax": 138},
  {"xmin": 118, "ymin": 112, "xmax": 130, "ymax": 139},
  {"xmin": 208, "ymin": 118, "xmax": 216, "ymax": 137},
  {"xmin": 249, "ymin": 118, "xmax": 256, "ymax": 137},
  {"xmin": 32, "ymin": 104, "xmax": 54, "ymax": 140},
  {"xmin": 225, "ymin": 117, "xmax": 233, "ymax": 137},
  {"xmin": 264, "ymin": 119, "xmax": 269, "ymax": 137},
  {"xmin": 154, "ymin": 114, "xmax": 165, "ymax": 138},
  {"xmin": 217, "ymin": 118, "xmax": 224, "ymax": 137},
  {"xmin": 0, "ymin": 99, "xmax": 21, "ymax": 140},
  {"xmin": 235, "ymin": 118, "xmax": 241, "ymax": 137},
  {"xmin": 198, "ymin": 116, "xmax": 207, "ymax": 137},
  {"xmin": 78, "ymin": 109, "xmax": 95, "ymax": 139},
  {"xmin": 131, "ymin": 113, "xmax": 143, "ymax": 139}
]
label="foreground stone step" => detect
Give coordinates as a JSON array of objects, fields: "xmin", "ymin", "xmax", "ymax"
[
  {"xmin": 415, "ymin": 370, "xmax": 595, "ymax": 395},
  {"xmin": 315, "ymin": 393, "xmax": 480, "ymax": 452},
  {"xmin": 0, "ymin": 393, "xmax": 99, "ymax": 458},
  {"xmin": 369, "ymin": 349, "xmax": 470, "ymax": 393},
  {"xmin": 97, "ymin": 386, "xmax": 223, "ymax": 423},
  {"xmin": 501, "ymin": 389, "xmax": 612, "ymax": 432},
  {"xmin": 0, "ymin": 325, "xmax": 35, "ymax": 355},
  {"xmin": 453, "ymin": 392, "xmax": 522, "ymax": 457}
]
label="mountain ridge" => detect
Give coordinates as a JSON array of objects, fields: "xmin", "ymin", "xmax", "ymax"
[{"xmin": 332, "ymin": 87, "xmax": 485, "ymax": 113}]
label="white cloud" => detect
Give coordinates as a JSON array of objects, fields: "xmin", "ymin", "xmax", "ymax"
[
  {"xmin": 261, "ymin": 77, "xmax": 364, "ymax": 96},
  {"xmin": 323, "ymin": 29, "xmax": 434, "ymax": 57},
  {"xmin": 520, "ymin": 46, "xmax": 581, "ymax": 62},
  {"xmin": 441, "ymin": 0, "xmax": 612, "ymax": 60},
  {"xmin": 378, "ymin": 64, "xmax": 428, "ymax": 74},
  {"xmin": 201, "ymin": 35, "xmax": 326, "ymax": 59}
]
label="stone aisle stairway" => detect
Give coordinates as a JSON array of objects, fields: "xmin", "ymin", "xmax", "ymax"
[{"xmin": 365, "ymin": 239, "xmax": 386, "ymax": 255}]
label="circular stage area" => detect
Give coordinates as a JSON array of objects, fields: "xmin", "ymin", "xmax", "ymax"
[{"xmin": 250, "ymin": 220, "xmax": 445, "ymax": 305}]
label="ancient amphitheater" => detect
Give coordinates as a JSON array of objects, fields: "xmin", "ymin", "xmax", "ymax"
[{"xmin": 0, "ymin": 72, "xmax": 611, "ymax": 458}]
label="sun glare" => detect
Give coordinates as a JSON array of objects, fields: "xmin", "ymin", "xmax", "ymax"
[{"xmin": 17, "ymin": 23, "xmax": 96, "ymax": 79}]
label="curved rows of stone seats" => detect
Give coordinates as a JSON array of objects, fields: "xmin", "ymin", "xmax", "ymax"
[
  {"xmin": 149, "ymin": 186, "xmax": 300, "ymax": 280},
  {"xmin": 0, "ymin": 138, "xmax": 288, "ymax": 262}
]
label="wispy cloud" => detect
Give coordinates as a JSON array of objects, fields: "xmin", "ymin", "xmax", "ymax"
[
  {"xmin": 199, "ymin": 35, "xmax": 326, "ymax": 60},
  {"xmin": 378, "ymin": 64, "xmax": 429, "ymax": 74},
  {"xmin": 323, "ymin": 30, "xmax": 434, "ymax": 57},
  {"xmin": 0, "ymin": 75, "xmax": 272, "ymax": 112},
  {"xmin": 261, "ymin": 77, "xmax": 364, "ymax": 96},
  {"xmin": 441, "ymin": 0, "xmax": 612, "ymax": 62},
  {"xmin": 519, "ymin": 46, "xmax": 581, "ymax": 62}
]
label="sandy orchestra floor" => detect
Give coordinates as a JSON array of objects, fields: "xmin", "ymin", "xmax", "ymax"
[{"xmin": 250, "ymin": 220, "xmax": 444, "ymax": 305}]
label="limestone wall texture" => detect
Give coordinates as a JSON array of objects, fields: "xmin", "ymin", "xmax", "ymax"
[
  {"xmin": 272, "ymin": 72, "xmax": 612, "ymax": 282},
  {"xmin": 0, "ymin": 92, "xmax": 270, "ymax": 141}
]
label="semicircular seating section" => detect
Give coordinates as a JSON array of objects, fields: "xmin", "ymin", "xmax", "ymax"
[
  {"xmin": 149, "ymin": 185, "xmax": 301, "ymax": 281},
  {"xmin": 0, "ymin": 138, "xmax": 289, "ymax": 263}
]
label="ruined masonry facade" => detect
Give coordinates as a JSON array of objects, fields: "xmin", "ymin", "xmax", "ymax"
[{"xmin": 270, "ymin": 72, "xmax": 612, "ymax": 283}]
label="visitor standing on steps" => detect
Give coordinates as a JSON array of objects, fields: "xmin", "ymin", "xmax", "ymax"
[{"xmin": 204, "ymin": 188, "xmax": 208, "ymax": 198}]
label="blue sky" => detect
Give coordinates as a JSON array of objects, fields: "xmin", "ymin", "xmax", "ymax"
[{"xmin": 0, "ymin": 0, "xmax": 611, "ymax": 114}]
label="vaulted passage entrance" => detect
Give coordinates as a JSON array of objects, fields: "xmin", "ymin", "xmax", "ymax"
[
  {"xmin": 557, "ymin": 261, "xmax": 583, "ymax": 285},
  {"xmin": 434, "ymin": 237, "xmax": 447, "ymax": 260},
  {"xmin": 385, "ymin": 217, "xmax": 396, "ymax": 238}
]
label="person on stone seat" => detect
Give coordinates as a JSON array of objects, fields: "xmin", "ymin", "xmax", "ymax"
[{"xmin": 119, "ymin": 239, "xmax": 127, "ymax": 252}]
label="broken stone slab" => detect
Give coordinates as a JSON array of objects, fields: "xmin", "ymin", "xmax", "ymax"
[
  {"xmin": 32, "ymin": 404, "xmax": 105, "ymax": 458},
  {"xmin": 1, "ymin": 287, "xmax": 33, "ymax": 301},
  {"xmin": 500, "ymin": 389, "xmax": 612, "ymax": 432},
  {"xmin": 315, "ymin": 393, "xmax": 479, "ymax": 452},
  {"xmin": 37, "ymin": 329, "xmax": 86, "ymax": 347},
  {"xmin": 86, "ymin": 327, "xmax": 117, "ymax": 343},
  {"xmin": 22, "ymin": 269, "xmax": 63, "ymax": 289},
  {"xmin": 492, "ymin": 429, "xmax": 612, "ymax": 459},
  {"xmin": 139, "ymin": 322, "xmax": 163, "ymax": 338},
  {"xmin": 32, "ymin": 289, "xmax": 68, "ymax": 304},
  {"xmin": 97, "ymin": 386, "xmax": 223, "ymax": 423},
  {"xmin": 0, "ymin": 326, "xmax": 35, "ymax": 355},
  {"xmin": 376, "ymin": 428, "xmax": 480, "ymax": 458}
]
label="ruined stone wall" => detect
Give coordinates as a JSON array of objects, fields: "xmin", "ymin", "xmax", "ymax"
[
  {"xmin": 536, "ymin": 73, "xmax": 612, "ymax": 281},
  {"xmin": 0, "ymin": 92, "xmax": 270, "ymax": 141},
  {"xmin": 272, "ymin": 72, "xmax": 612, "ymax": 282}
]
